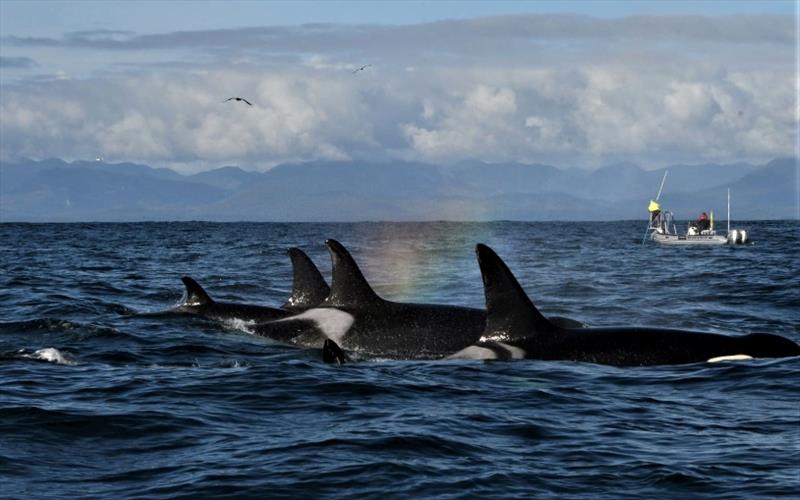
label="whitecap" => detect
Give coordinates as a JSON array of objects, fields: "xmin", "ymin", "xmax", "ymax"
[{"xmin": 21, "ymin": 347, "xmax": 77, "ymax": 365}]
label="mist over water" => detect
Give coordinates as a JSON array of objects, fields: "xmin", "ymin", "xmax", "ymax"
[{"xmin": 1, "ymin": 221, "xmax": 798, "ymax": 498}]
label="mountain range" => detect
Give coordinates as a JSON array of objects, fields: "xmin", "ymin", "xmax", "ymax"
[{"xmin": 0, "ymin": 157, "xmax": 796, "ymax": 221}]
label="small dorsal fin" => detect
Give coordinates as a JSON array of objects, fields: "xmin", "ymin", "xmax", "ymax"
[
  {"xmin": 321, "ymin": 239, "xmax": 382, "ymax": 307},
  {"xmin": 475, "ymin": 244, "xmax": 555, "ymax": 341},
  {"xmin": 181, "ymin": 276, "xmax": 213, "ymax": 306},
  {"xmin": 282, "ymin": 248, "xmax": 330, "ymax": 311}
]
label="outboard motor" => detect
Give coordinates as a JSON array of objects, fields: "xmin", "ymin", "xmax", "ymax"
[
  {"xmin": 728, "ymin": 229, "xmax": 739, "ymax": 245},
  {"xmin": 739, "ymin": 229, "xmax": 747, "ymax": 244}
]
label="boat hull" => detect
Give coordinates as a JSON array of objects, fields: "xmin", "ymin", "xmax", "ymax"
[{"xmin": 652, "ymin": 233, "xmax": 729, "ymax": 245}]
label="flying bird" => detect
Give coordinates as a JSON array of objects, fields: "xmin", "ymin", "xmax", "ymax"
[
  {"xmin": 224, "ymin": 97, "xmax": 253, "ymax": 106},
  {"xmin": 352, "ymin": 64, "xmax": 372, "ymax": 74}
]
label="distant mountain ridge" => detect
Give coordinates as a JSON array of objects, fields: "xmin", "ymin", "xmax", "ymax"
[{"xmin": 0, "ymin": 157, "xmax": 795, "ymax": 221}]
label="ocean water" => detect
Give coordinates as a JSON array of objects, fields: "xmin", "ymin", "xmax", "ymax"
[{"xmin": 1, "ymin": 221, "xmax": 798, "ymax": 499}]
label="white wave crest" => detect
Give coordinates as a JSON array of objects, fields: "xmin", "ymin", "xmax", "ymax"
[{"xmin": 21, "ymin": 347, "xmax": 77, "ymax": 365}]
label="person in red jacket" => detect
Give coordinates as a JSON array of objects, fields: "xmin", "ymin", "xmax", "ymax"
[{"xmin": 697, "ymin": 212, "xmax": 710, "ymax": 231}]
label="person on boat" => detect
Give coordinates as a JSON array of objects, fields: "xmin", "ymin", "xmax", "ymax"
[
  {"xmin": 697, "ymin": 212, "xmax": 710, "ymax": 231},
  {"xmin": 648, "ymin": 200, "xmax": 662, "ymax": 230}
]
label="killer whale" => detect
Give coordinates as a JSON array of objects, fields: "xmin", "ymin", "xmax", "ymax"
[
  {"xmin": 447, "ymin": 244, "xmax": 800, "ymax": 366},
  {"xmin": 174, "ymin": 276, "xmax": 289, "ymax": 323},
  {"xmin": 254, "ymin": 239, "xmax": 487, "ymax": 358},
  {"xmin": 255, "ymin": 239, "xmax": 586, "ymax": 359},
  {"xmin": 174, "ymin": 247, "xmax": 329, "ymax": 324}
]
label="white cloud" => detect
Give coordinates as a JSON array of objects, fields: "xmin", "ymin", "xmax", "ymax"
[
  {"xmin": 465, "ymin": 85, "xmax": 517, "ymax": 116},
  {"xmin": 663, "ymin": 82, "xmax": 721, "ymax": 122},
  {"xmin": 0, "ymin": 70, "xmax": 383, "ymax": 171},
  {"xmin": 400, "ymin": 84, "xmax": 523, "ymax": 160},
  {"xmin": 0, "ymin": 14, "xmax": 795, "ymax": 169}
]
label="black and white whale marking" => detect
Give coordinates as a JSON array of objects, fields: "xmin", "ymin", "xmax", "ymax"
[
  {"xmin": 254, "ymin": 239, "xmax": 486, "ymax": 359},
  {"xmin": 174, "ymin": 276, "xmax": 289, "ymax": 324},
  {"xmin": 448, "ymin": 244, "xmax": 800, "ymax": 366},
  {"xmin": 174, "ymin": 248, "xmax": 330, "ymax": 324},
  {"xmin": 256, "ymin": 240, "xmax": 588, "ymax": 358}
]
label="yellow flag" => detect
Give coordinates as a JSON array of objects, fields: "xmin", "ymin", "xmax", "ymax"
[
  {"xmin": 648, "ymin": 200, "xmax": 661, "ymax": 212},
  {"xmin": 710, "ymin": 211, "xmax": 714, "ymax": 230}
]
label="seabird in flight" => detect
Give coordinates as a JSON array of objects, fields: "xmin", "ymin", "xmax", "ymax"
[
  {"xmin": 352, "ymin": 64, "xmax": 372, "ymax": 74},
  {"xmin": 224, "ymin": 97, "xmax": 253, "ymax": 106}
]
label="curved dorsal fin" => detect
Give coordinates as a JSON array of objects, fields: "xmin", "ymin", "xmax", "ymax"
[
  {"xmin": 321, "ymin": 239, "xmax": 382, "ymax": 307},
  {"xmin": 475, "ymin": 244, "xmax": 555, "ymax": 341},
  {"xmin": 181, "ymin": 276, "xmax": 213, "ymax": 306},
  {"xmin": 282, "ymin": 247, "xmax": 330, "ymax": 311}
]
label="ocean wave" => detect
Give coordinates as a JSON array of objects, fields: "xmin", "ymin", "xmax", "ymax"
[
  {"xmin": 1, "ymin": 221, "xmax": 798, "ymax": 498},
  {"xmin": 0, "ymin": 318, "xmax": 83, "ymax": 333},
  {"xmin": 0, "ymin": 406, "xmax": 206, "ymax": 437},
  {"xmin": 4, "ymin": 347, "xmax": 78, "ymax": 365},
  {"xmin": 0, "ymin": 318, "xmax": 132, "ymax": 342}
]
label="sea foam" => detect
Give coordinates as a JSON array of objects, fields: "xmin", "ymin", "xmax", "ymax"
[{"xmin": 21, "ymin": 347, "xmax": 77, "ymax": 365}]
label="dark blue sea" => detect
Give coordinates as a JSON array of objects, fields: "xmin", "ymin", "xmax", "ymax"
[{"xmin": 1, "ymin": 221, "xmax": 798, "ymax": 499}]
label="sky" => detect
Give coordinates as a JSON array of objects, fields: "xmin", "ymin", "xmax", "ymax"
[{"xmin": 0, "ymin": 0, "xmax": 796, "ymax": 172}]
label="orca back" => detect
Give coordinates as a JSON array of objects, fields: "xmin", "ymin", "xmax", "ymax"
[{"xmin": 738, "ymin": 333, "xmax": 800, "ymax": 358}]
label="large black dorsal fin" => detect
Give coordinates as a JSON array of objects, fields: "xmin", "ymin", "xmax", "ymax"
[
  {"xmin": 282, "ymin": 247, "xmax": 330, "ymax": 311},
  {"xmin": 321, "ymin": 239, "xmax": 382, "ymax": 307},
  {"xmin": 475, "ymin": 244, "xmax": 556, "ymax": 341},
  {"xmin": 181, "ymin": 276, "xmax": 213, "ymax": 306}
]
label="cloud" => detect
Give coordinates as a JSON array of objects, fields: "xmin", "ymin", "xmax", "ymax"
[
  {"xmin": 4, "ymin": 14, "xmax": 791, "ymax": 52},
  {"xmin": 0, "ymin": 70, "xmax": 380, "ymax": 171},
  {"xmin": 0, "ymin": 56, "xmax": 37, "ymax": 68},
  {"xmin": 0, "ymin": 14, "xmax": 795, "ymax": 169}
]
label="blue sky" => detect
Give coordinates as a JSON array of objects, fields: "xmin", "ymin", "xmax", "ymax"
[{"xmin": 0, "ymin": 1, "xmax": 796, "ymax": 172}]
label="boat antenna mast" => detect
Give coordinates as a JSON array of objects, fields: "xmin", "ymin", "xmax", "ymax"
[
  {"xmin": 641, "ymin": 169, "xmax": 669, "ymax": 245},
  {"xmin": 727, "ymin": 188, "xmax": 731, "ymax": 234},
  {"xmin": 655, "ymin": 169, "xmax": 668, "ymax": 201}
]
